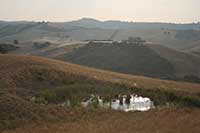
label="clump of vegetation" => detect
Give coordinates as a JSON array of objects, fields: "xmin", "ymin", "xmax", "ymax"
[
  {"xmin": 13, "ymin": 40, "xmax": 19, "ymax": 45},
  {"xmin": 163, "ymin": 31, "xmax": 171, "ymax": 35},
  {"xmin": 183, "ymin": 75, "xmax": 200, "ymax": 83},
  {"xmin": 28, "ymin": 80, "xmax": 200, "ymax": 109},
  {"xmin": 33, "ymin": 41, "xmax": 51, "ymax": 49},
  {"xmin": 37, "ymin": 90, "xmax": 57, "ymax": 104},
  {"xmin": 31, "ymin": 96, "xmax": 47, "ymax": 105},
  {"xmin": 0, "ymin": 44, "xmax": 18, "ymax": 54},
  {"xmin": 126, "ymin": 36, "xmax": 146, "ymax": 45}
]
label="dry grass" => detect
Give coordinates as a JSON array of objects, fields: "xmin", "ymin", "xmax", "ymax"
[
  {"xmin": 1, "ymin": 54, "xmax": 200, "ymax": 94},
  {"xmin": 3, "ymin": 107, "xmax": 200, "ymax": 133},
  {"xmin": 1, "ymin": 54, "xmax": 200, "ymax": 133}
]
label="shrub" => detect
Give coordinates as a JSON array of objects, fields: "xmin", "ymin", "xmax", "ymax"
[
  {"xmin": 39, "ymin": 90, "xmax": 57, "ymax": 103},
  {"xmin": 0, "ymin": 44, "xmax": 18, "ymax": 54},
  {"xmin": 13, "ymin": 40, "xmax": 19, "ymax": 44}
]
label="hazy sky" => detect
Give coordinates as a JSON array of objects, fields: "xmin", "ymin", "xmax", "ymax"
[{"xmin": 0, "ymin": 0, "xmax": 200, "ymax": 23}]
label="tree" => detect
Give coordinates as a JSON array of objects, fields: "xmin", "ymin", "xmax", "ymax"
[
  {"xmin": 184, "ymin": 75, "xmax": 200, "ymax": 83},
  {"xmin": 0, "ymin": 47, "xmax": 7, "ymax": 54},
  {"xmin": 13, "ymin": 40, "xmax": 19, "ymax": 45},
  {"xmin": 39, "ymin": 90, "xmax": 57, "ymax": 103},
  {"xmin": 128, "ymin": 37, "xmax": 135, "ymax": 43},
  {"xmin": 128, "ymin": 37, "xmax": 146, "ymax": 45}
]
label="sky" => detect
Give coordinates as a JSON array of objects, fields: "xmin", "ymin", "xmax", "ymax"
[{"xmin": 0, "ymin": 0, "xmax": 200, "ymax": 23}]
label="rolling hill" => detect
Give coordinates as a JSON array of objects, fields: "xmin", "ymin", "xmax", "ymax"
[
  {"xmin": 147, "ymin": 44, "xmax": 200, "ymax": 78},
  {"xmin": 1, "ymin": 54, "xmax": 200, "ymax": 132},
  {"xmin": 56, "ymin": 42, "xmax": 200, "ymax": 81},
  {"xmin": 57, "ymin": 43, "xmax": 175, "ymax": 79},
  {"xmin": 0, "ymin": 19, "xmax": 200, "ymax": 82},
  {"xmin": 0, "ymin": 18, "xmax": 200, "ymax": 53},
  {"xmin": 2, "ymin": 54, "xmax": 200, "ymax": 92},
  {"xmin": 68, "ymin": 18, "xmax": 200, "ymax": 30},
  {"xmin": 0, "ymin": 19, "xmax": 200, "ymax": 132}
]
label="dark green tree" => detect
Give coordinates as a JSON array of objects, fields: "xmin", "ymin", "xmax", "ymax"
[
  {"xmin": 13, "ymin": 40, "xmax": 19, "ymax": 45},
  {"xmin": 128, "ymin": 37, "xmax": 146, "ymax": 45}
]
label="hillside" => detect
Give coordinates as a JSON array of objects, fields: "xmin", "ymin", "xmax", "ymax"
[
  {"xmin": 1, "ymin": 54, "xmax": 200, "ymax": 132},
  {"xmin": 147, "ymin": 44, "xmax": 200, "ymax": 78},
  {"xmin": 2, "ymin": 54, "xmax": 200, "ymax": 92},
  {"xmin": 4, "ymin": 108, "xmax": 200, "ymax": 133},
  {"xmin": 0, "ymin": 19, "xmax": 200, "ymax": 52},
  {"xmin": 68, "ymin": 18, "xmax": 200, "ymax": 30},
  {"xmin": 57, "ymin": 43, "xmax": 175, "ymax": 79},
  {"xmin": 56, "ymin": 42, "xmax": 200, "ymax": 81}
]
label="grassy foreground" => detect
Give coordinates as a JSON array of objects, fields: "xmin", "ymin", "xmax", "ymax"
[
  {"xmin": 3, "ymin": 107, "xmax": 200, "ymax": 133},
  {"xmin": 1, "ymin": 54, "xmax": 200, "ymax": 132}
]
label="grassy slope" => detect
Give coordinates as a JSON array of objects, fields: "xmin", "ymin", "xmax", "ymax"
[
  {"xmin": 147, "ymin": 44, "xmax": 200, "ymax": 78},
  {"xmin": 57, "ymin": 43, "xmax": 176, "ymax": 79},
  {"xmin": 1, "ymin": 54, "xmax": 200, "ymax": 132},
  {"xmin": 1, "ymin": 54, "xmax": 200, "ymax": 93},
  {"xmin": 3, "ymin": 108, "xmax": 200, "ymax": 133},
  {"xmin": 57, "ymin": 42, "xmax": 200, "ymax": 80}
]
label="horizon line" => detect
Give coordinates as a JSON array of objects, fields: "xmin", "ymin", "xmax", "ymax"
[{"xmin": 0, "ymin": 17, "xmax": 200, "ymax": 24}]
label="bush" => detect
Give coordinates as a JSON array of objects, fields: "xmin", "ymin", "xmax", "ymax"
[
  {"xmin": 13, "ymin": 40, "xmax": 19, "ymax": 44},
  {"xmin": 0, "ymin": 44, "xmax": 18, "ymax": 54},
  {"xmin": 184, "ymin": 75, "xmax": 200, "ymax": 83},
  {"xmin": 178, "ymin": 96, "xmax": 200, "ymax": 107},
  {"xmin": 39, "ymin": 90, "xmax": 57, "ymax": 103}
]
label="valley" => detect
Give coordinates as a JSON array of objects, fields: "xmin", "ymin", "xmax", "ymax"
[
  {"xmin": 1, "ymin": 19, "xmax": 200, "ymax": 82},
  {"xmin": 1, "ymin": 18, "xmax": 200, "ymax": 133}
]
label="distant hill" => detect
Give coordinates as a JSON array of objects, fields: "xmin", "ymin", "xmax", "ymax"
[
  {"xmin": 0, "ymin": 19, "xmax": 200, "ymax": 52},
  {"xmin": 57, "ymin": 42, "xmax": 200, "ymax": 81},
  {"xmin": 1, "ymin": 19, "xmax": 200, "ymax": 133},
  {"xmin": 0, "ymin": 19, "xmax": 200, "ymax": 81},
  {"xmin": 147, "ymin": 44, "xmax": 200, "ymax": 78},
  {"xmin": 56, "ymin": 42, "xmax": 176, "ymax": 79},
  {"xmin": 68, "ymin": 18, "xmax": 200, "ymax": 30}
]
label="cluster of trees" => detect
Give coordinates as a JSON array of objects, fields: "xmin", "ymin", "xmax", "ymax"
[
  {"xmin": 183, "ymin": 75, "xmax": 200, "ymax": 83},
  {"xmin": 123, "ymin": 37, "xmax": 146, "ymax": 45},
  {"xmin": 13, "ymin": 40, "xmax": 19, "ymax": 44},
  {"xmin": 164, "ymin": 31, "xmax": 171, "ymax": 35},
  {"xmin": 0, "ymin": 39, "xmax": 19, "ymax": 53},
  {"xmin": 0, "ymin": 43, "xmax": 18, "ymax": 54},
  {"xmin": 33, "ymin": 41, "xmax": 51, "ymax": 49}
]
